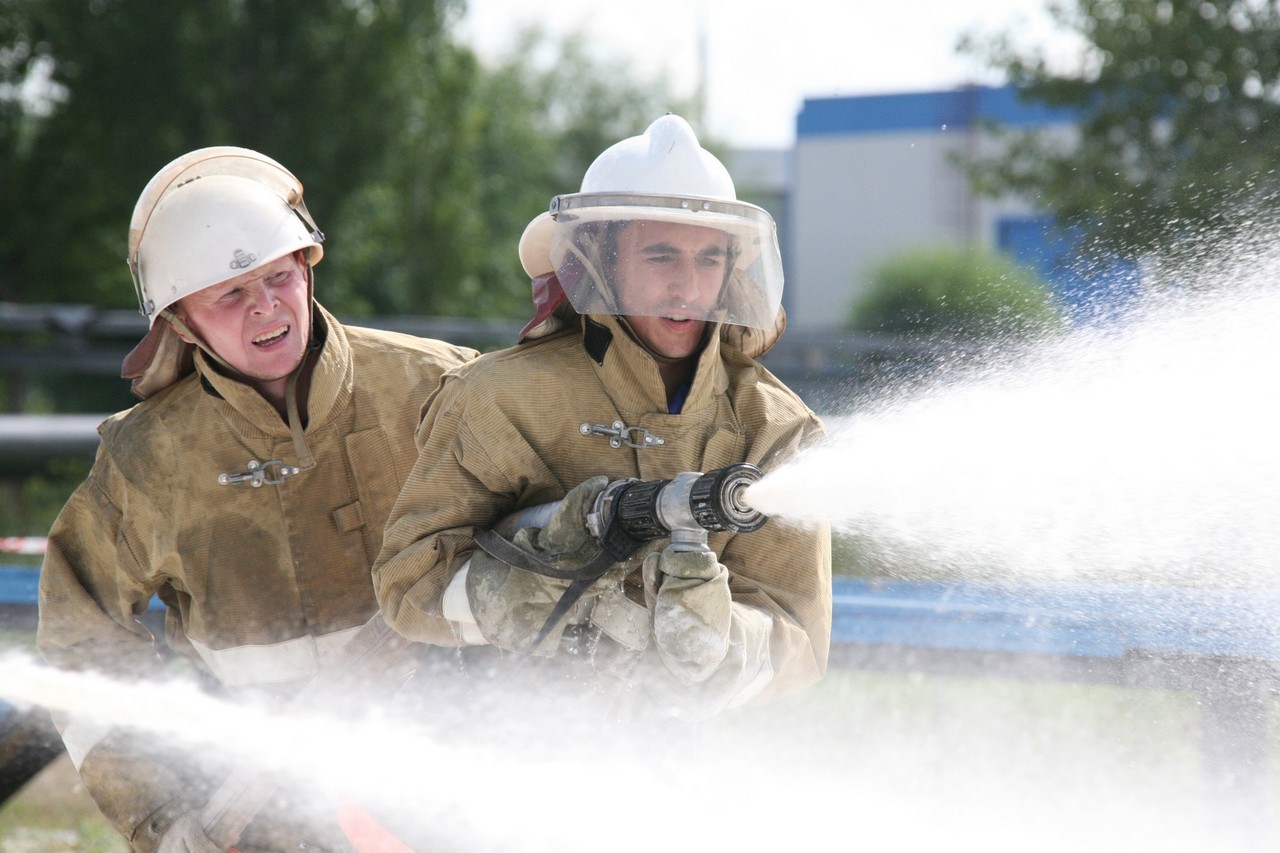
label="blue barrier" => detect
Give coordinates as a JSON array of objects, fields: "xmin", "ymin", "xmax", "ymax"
[
  {"xmin": 832, "ymin": 577, "xmax": 1280, "ymax": 661},
  {"xmin": 0, "ymin": 566, "xmax": 38, "ymax": 608},
  {"xmin": 8, "ymin": 566, "xmax": 1280, "ymax": 661},
  {"xmin": 1, "ymin": 565, "xmax": 164, "ymax": 612}
]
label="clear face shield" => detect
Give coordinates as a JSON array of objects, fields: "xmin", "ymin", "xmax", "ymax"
[{"xmin": 546, "ymin": 194, "xmax": 784, "ymax": 331}]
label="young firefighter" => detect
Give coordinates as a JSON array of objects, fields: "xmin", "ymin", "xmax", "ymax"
[
  {"xmin": 372, "ymin": 115, "xmax": 831, "ymax": 731},
  {"xmin": 36, "ymin": 148, "xmax": 477, "ymax": 852}
]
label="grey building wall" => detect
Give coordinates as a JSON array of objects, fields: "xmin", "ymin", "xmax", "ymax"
[{"xmin": 784, "ymin": 85, "xmax": 1076, "ymax": 331}]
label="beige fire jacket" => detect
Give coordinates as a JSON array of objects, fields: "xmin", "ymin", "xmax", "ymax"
[
  {"xmin": 37, "ymin": 305, "xmax": 476, "ymax": 851},
  {"xmin": 373, "ymin": 311, "xmax": 832, "ymax": 714}
]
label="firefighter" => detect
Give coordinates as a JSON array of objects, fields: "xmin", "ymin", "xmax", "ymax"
[
  {"xmin": 36, "ymin": 147, "xmax": 477, "ymax": 852},
  {"xmin": 373, "ymin": 115, "xmax": 832, "ymax": 732}
]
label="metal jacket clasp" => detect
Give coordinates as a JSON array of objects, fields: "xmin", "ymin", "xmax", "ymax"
[
  {"xmin": 580, "ymin": 421, "xmax": 666, "ymax": 450},
  {"xmin": 218, "ymin": 459, "xmax": 300, "ymax": 487}
]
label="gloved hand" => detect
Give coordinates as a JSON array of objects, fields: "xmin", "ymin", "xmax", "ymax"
[
  {"xmin": 466, "ymin": 477, "xmax": 610, "ymax": 655},
  {"xmin": 642, "ymin": 547, "xmax": 732, "ymax": 684},
  {"xmin": 522, "ymin": 475, "xmax": 609, "ymax": 566},
  {"xmin": 156, "ymin": 814, "xmax": 222, "ymax": 853}
]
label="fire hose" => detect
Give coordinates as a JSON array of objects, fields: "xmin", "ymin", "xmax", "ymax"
[
  {"xmin": 474, "ymin": 462, "xmax": 768, "ymax": 653},
  {"xmin": 199, "ymin": 463, "xmax": 767, "ymax": 849}
]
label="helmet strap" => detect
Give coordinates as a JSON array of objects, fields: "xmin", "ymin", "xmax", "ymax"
[
  {"xmin": 285, "ymin": 259, "xmax": 320, "ymax": 471},
  {"xmin": 160, "ymin": 308, "xmax": 240, "ymax": 378}
]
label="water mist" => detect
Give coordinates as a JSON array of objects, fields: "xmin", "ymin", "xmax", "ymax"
[
  {"xmin": 9, "ymin": 235, "xmax": 1280, "ymax": 852},
  {"xmin": 750, "ymin": 263, "xmax": 1280, "ymax": 591}
]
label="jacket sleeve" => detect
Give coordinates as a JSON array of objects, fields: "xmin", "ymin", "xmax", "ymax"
[
  {"xmin": 373, "ymin": 376, "xmax": 517, "ymax": 645},
  {"xmin": 719, "ymin": 410, "xmax": 833, "ymax": 707},
  {"xmin": 37, "ymin": 457, "xmax": 215, "ymax": 850},
  {"xmin": 720, "ymin": 509, "xmax": 832, "ymax": 706}
]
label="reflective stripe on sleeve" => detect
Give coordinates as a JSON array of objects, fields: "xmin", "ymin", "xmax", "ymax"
[
  {"xmin": 725, "ymin": 607, "xmax": 776, "ymax": 710},
  {"xmin": 441, "ymin": 559, "xmax": 488, "ymax": 646},
  {"xmin": 187, "ymin": 625, "xmax": 364, "ymax": 688},
  {"xmin": 61, "ymin": 717, "xmax": 114, "ymax": 771}
]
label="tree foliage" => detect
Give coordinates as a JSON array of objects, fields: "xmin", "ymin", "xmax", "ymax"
[
  {"xmin": 848, "ymin": 244, "xmax": 1063, "ymax": 339},
  {"xmin": 324, "ymin": 27, "xmax": 685, "ymax": 319},
  {"xmin": 0, "ymin": 1, "xmax": 682, "ymax": 321},
  {"xmin": 960, "ymin": 0, "xmax": 1280, "ymax": 258},
  {"xmin": 2, "ymin": 0, "xmax": 456, "ymax": 306}
]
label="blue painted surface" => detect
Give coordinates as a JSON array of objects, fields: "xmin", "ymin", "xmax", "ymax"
[
  {"xmin": 1, "ymin": 565, "xmax": 164, "ymax": 612},
  {"xmin": 796, "ymin": 85, "xmax": 1077, "ymax": 138},
  {"xmin": 997, "ymin": 214, "xmax": 1143, "ymax": 320},
  {"xmin": 0, "ymin": 565, "xmax": 38, "ymax": 608},
  {"xmin": 7, "ymin": 565, "xmax": 1279, "ymax": 662},
  {"xmin": 834, "ymin": 577, "xmax": 1280, "ymax": 661}
]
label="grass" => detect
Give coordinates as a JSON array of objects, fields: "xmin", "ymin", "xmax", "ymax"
[
  {"xmin": 0, "ymin": 626, "xmax": 125, "ymax": 852},
  {"xmin": 0, "ymin": 757, "xmax": 125, "ymax": 853}
]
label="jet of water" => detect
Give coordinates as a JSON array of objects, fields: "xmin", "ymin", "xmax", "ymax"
[
  {"xmin": 0, "ymin": 652, "xmax": 1215, "ymax": 853},
  {"xmin": 749, "ymin": 266, "xmax": 1280, "ymax": 589}
]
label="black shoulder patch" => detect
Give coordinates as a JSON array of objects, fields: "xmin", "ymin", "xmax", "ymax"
[{"xmin": 583, "ymin": 317, "xmax": 613, "ymax": 365}]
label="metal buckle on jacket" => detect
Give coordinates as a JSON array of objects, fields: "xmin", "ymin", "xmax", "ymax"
[
  {"xmin": 579, "ymin": 420, "xmax": 666, "ymax": 450},
  {"xmin": 217, "ymin": 459, "xmax": 300, "ymax": 487}
]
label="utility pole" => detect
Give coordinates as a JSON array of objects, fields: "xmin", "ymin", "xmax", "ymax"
[{"xmin": 693, "ymin": 4, "xmax": 708, "ymax": 129}]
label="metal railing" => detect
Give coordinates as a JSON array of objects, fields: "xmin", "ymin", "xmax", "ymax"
[{"xmin": 0, "ymin": 302, "xmax": 986, "ymax": 474}]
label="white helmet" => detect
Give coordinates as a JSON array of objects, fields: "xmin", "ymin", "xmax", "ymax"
[
  {"xmin": 517, "ymin": 114, "xmax": 784, "ymax": 331},
  {"xmin": 127, "ymin": 147, "xmax": 324, "ymax": 326}
]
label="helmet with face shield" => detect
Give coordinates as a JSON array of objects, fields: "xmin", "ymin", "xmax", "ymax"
[{"xmin": 517, "ymin": 114, "xmax": 783, "ymax": 332}]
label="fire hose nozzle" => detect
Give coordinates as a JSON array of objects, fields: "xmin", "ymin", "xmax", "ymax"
[
  {"xmin": 482, "ymin": 463, "xmax": 769, "ymax": 652},
  {"xmin": 492, "ymin": 464, "xmax": 769, "ymax": 554},
  {"xmin": 588, "ymin": 462, "xmax": 768, "ymax": 553}
]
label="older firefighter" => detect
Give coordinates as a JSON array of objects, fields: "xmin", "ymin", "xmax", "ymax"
[
  {"xmin": 36, "ymin": 148, "xmax": 477, "ymax": 852},
  {"xmin": 373, "ymin": 115, "xmax": 831, "ymax": 733}
]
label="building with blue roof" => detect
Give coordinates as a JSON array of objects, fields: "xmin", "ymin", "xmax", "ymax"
[{"xmin": 772, "ymin": 84, "xmax": 1135, "ymax": 330}]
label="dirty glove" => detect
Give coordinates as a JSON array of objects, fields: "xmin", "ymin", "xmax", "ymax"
[
  {"xmin": 643, "ymin": 548, "xmax": 732, "ymax": 684},
  {"xmin": 466, "ymin": 477, "xmax": 610, "ymax": 655},
  {"xmin": 641, "ymin": 547, "xmax": 777, "ymax": 719},
  {"xmin": 156, "ymin": 814, "xmax": 222, "ymax": 853}
]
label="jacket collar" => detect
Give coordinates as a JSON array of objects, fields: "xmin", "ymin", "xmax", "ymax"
[
  {"xmin": 583, "ymin": 313, "xmax": 729, "ymax": 415},
  {"xmin": 193, "ymin": 302, "xmax": 353, "ymax": 436}
]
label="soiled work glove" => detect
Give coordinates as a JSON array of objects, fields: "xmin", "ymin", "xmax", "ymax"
[
  {"xmin": 643, "ymin": 547, "xmax": 732, "ymax": 684},
  {"xmin": 466, "ymin": 477, "xmax": 609, "ymax": 655},
  {"xmin": 156, "ymin": 814, "xmax": 222, "ymax": 853}
]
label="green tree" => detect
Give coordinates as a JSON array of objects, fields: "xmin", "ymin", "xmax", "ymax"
[
  {"xmin": 849, "ymin": 244, "xmax": 1063, "ymax": 339},
  {"xmin": 0, "ymin": 3, "xmax": 683, "ymax": 412},
  {"xmin": 1, "ymin": 4, "xmax": 682, "ymax": 319},
  {"xmin": 2, "ymin": 0, "xmax": 463, "ymax": 308},
  {"xmin": 326, "ymin": 27, "xmax": 688, "ymax": 320},
  {"xmin": 960, "ymin": 0, "xmax": 1280, "ymax": 257}
]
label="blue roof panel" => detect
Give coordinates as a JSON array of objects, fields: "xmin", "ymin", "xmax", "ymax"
[{"xmin": 797, "ymin": 85, "xmax": 1077, "ymax": 137}]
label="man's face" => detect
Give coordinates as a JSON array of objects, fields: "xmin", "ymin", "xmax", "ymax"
[
  {"xmin": 613, "ymin": 220, "xmax": 730, "ymax": 359},
  {"xmin": 173, "ymin": 252, "xmax": 311, "ymax": 390}
]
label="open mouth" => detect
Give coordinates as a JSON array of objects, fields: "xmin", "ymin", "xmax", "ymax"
[
  {"xmin": 661, "ymin": 308, "xmax": 695, "ymax": 322},
  {"xmin": 252, "ymin": 325, "xmax": 289, "ymax": 347}
]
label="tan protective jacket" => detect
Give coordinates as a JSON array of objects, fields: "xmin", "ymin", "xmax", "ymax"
[
  {"xmin": 37, "ymin": 305, "xmax": 476, "ymax": 851},
  {"xmin": 374, "ymin": 312, "xmax": 832, "ymax": 713}
]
